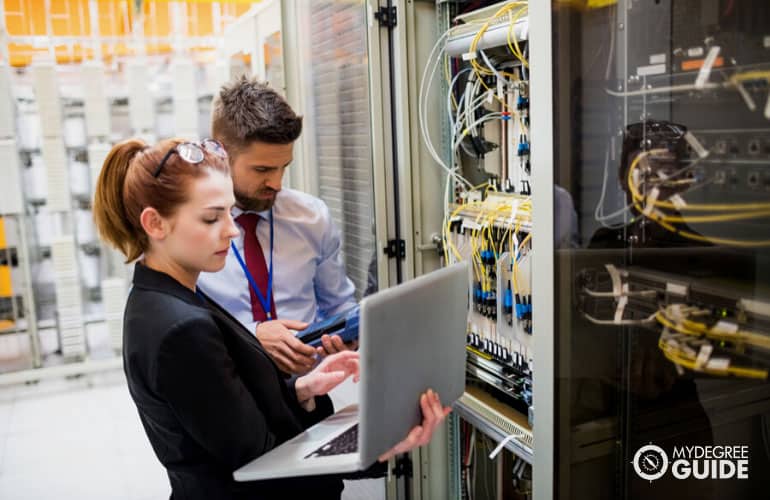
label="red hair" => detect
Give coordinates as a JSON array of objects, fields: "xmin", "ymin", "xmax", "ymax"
[{"xmin": 93, "ymin": 138, "xmax": 230, "ymax": 262}]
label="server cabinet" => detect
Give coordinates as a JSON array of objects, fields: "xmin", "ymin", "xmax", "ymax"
[{"xmin": 538, "ymin": 1, "xmax": 770, "ymax": 498}]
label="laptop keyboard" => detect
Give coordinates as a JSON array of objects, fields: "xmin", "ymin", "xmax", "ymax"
[{"xmin": 304, "ymin": 424, "xmax": 359, "ymax": 458}]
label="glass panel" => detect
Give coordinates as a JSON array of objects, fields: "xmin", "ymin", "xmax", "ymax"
[
  {"xmin": 228, "ymin": 52, "xmax": 251, "ymax": 81},
  {"xmin": 552, "ymin": 1, "xmax": 770, "ymax": 498},
  {"xmin": 264, "ymin": 31, "xmax": 285, "ymax": 92},
  {"xmin": 296, "ymin": 0, "xmax": 378, "ymax": 298}
]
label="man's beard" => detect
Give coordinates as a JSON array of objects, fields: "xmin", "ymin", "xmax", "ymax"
[{"xmin": 234, "ymin": 188, "xmax": 277, "ymax": 212}]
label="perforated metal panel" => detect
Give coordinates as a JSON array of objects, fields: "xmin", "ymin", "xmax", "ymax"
[{"xmin": 299, "ymin": 1, "xmax": 376, "ymax": 299}]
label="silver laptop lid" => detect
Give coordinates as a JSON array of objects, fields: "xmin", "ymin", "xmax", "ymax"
[{"xmin": 357, "ymin": 262, "xmax": 469, "ymax": 466}]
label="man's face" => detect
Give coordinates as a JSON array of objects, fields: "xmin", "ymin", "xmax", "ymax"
[{"xmin": 230, "ymin": 141, "xmax": 293, "ymax": 212}]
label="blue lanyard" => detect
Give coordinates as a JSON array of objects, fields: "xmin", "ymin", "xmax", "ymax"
[{"xmin": 230, "ymin": 209, "xmax": 275, "ymax": 320}]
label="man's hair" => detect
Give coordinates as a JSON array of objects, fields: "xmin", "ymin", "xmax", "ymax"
[{"xmin": 211, "ymin": 76, "xmax": 303, "ymax": 156}]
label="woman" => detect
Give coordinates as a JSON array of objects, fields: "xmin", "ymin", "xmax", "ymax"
[{"xmin": 93, "ymin": 138, "xmax": 450, "ymax": 500}]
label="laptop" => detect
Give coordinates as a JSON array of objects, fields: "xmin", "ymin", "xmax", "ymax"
[{"xmin": 233, "ymin": 262, "xmax": 469, "ymax": 481}]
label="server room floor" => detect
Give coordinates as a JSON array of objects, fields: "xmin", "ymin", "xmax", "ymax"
[{"xmin": 0, "ymin": 370, "xmax": 384, "ymax": 499}]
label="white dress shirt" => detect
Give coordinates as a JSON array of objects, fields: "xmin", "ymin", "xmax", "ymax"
[{"xmin": 198, "ymin": 188, "xmax": 357, "ymax": 334}]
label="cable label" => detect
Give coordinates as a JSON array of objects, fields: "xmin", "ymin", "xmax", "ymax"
[
  {"xmin": 683, "ymin": 131, "xmax": 709, "ymax": 159},
  {"xmin": 509, "ymin": 199, "xmax": 520, "ymax": 223},
  {"xmin": 643, "ymin": 188, "xmax": 660, "ymax": 216},
  {"xmin": 669, "ymin": 304, "xmax": 686, "ymax": 321},
  {"xmin": 705, "ymin": 357, "xmax": 730, "ymax": 371},
  {"xmin": 669, "ymin": 194, "xmax": 688, "ymax": 210},
  {"xmin": 695, "ymin": 344, "xmax": 713, "ymax": 369},
  {"xmin": 711, "ymin": 320, "xmax": 739, "ymax": 336}
]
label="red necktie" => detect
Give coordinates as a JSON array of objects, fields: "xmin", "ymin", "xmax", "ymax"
[{"xmin": 236, "ymin": 213, "xmax": 277, "ymax": 322}]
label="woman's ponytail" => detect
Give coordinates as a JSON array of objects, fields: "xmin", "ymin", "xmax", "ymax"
[{"xmin": 93, "ymin": 139, "xmax": 147, "ymax": 262}]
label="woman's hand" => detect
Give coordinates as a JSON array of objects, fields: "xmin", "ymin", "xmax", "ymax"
[
  {"xmin": 295, "ymin": 351, "xmax": 360, "ymax": 404},
  {"xmin": 378, "ymin": 389, "xmax": 452, "ymax": 462}
]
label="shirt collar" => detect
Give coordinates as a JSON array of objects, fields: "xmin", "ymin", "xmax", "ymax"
[
  {"xmin": 231, "ymin": 205, "xmax": 270, "ymax": 221},
  {"xmin": 131, "ymin": 262, "xmax": 205, "ymax": 307}
]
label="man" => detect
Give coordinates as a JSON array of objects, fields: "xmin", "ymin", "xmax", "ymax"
[{"xmin": 198, "ymin": 76, "xmax": 357, "ymax": 374}]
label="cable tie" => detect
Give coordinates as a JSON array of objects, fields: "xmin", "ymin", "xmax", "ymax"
[
  {"xmin": 614, "ymin": 296, "xmax": 628, "ymax": 323},
  {"xmin": 734, "ymin": 80, "xmax": 757, "ymax": 111},
  {"xmin": 605, "ymin": 264, "xmax": 622, "ymax": 297},
  {"xmin": 683, "ymin": 131, "xmax": 709, "ymax": 159},
  {"xmin": 642, "ymin": 188, "xmax": 660, "ymax": 216},
  {"xmin": 695, "ymin": 45, "xmax": 721, "ymax": 89},
  {"xmin": 711, "ymin": 320, "xmax": 738, "ymax": 336},
  {"xmin": 705, "ymin": 357, "xmax": 730, "ymax": 371},
  {"xmin": 669, "ymin": 194, "xmax": 687, "ymax": 210},
  {"xmin": 695, "ymin": 343, "xmax": 713, "ymax": 370},
  {"xmin": 669, "ymin": 304, "xmax": 685, "ymax": 322}
]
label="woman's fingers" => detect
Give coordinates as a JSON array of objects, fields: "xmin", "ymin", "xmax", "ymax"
[
  {"xmin": 346, "ymin": 359, "xmax": 360, "ymax": 379},
  {"xmin": 375, "ymin": 392, "xmax": 454, "ymax": 462},
  {"xmin": 378, "ymin": 425, "xmax": 424, "ymax": 462},
  {"xmin": 378, "ymin": 446, "xmax": 400, "ymax": 463},
  {"xmin": 400, "ymin": 425, "xmax": 425, "ymax": 451},
  {"xmin": 424, "ymin": 391, "xmax": 442, "ymax": 427},
  {"xmin": 418, "ymin": 393, "xmax": 439, "ymax": 446},
  {"xmin": 429, "ymin": 391, "xmax": 446, "ymax": 421},
  {"xmin": 320, "ymin": 350, "xmax": 359, "ymax": 368},
  {"xmin": 317, "ymin": 351, "xmax": 359, "ymax": 380},
  {"xmin": 416, "ymin": 390, "xmax": 451, "ymax": 446},
  {"xmin": 322, "ymin": 352, "xmax": 360, "ymax": 379},
  {"xmin": 419, "ymin": 392, "xmax": 436, "ymax": 426},
  {"xmin": 311, "ymin": 370, "xmax": 347, "ymax": 395}
]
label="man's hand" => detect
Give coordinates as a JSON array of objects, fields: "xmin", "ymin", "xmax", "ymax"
[
  {"xmin": 315, "ymin": 334, "xmax": 359, "ymax": 357},
  {"xmin": 255, "ymin": 319, "xmax": 316, "ymax": 374}
]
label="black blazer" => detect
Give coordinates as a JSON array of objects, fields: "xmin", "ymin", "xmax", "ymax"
[{"xmin": 123, "ymin": 263, "xmax": 344, "ymax": 500}]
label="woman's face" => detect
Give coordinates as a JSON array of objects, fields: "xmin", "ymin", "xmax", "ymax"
[{"xmin": 162, "ymin": 169, "xmax": 239, "ymax": 274}]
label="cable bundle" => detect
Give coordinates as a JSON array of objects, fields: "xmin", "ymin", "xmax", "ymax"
[{"xmin": 627, "ymin": 149, "xmax": 770, "ymax": 247}]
